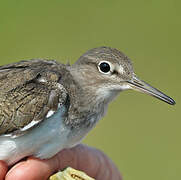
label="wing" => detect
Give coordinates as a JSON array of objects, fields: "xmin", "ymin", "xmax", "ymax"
[{"xmin": 0, "ymin": 59, "xmax": 69, "ymax": 135}]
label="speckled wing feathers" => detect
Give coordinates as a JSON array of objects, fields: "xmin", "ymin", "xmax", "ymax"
[{"xmin": 0, "ymin": 60, "xmax": 68, "ymax": 135}]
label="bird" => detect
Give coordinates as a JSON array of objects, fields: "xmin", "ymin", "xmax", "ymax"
[{"xmin": 0, "ymin": 47, "xmax": 175, "ymax": 165}]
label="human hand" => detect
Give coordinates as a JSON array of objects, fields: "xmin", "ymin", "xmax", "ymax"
[{"xmin": 0, "ymin": 144, "xmax": 122, "ymax": 180}]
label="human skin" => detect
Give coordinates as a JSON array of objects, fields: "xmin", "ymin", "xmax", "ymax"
[{"xmin": 0, "ymin": 144, "xmax": 122, "ymax": 180}]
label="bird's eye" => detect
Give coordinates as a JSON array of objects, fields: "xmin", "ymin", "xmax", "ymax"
[{"xmin": 98, "ymin": 61, "xmax": 111, "ymax": 74}]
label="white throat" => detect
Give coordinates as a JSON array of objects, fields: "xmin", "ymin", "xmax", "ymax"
[{"xmin": 96, "ymin": 84, "xmax": 130, "ymax": 104}]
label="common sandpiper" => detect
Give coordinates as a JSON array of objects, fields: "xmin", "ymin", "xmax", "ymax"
[{"xmin": 0, "ymin": 47, "xmax": 175, "ymax": 165}]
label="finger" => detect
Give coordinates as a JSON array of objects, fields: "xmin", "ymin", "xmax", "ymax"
[
  {"xmin": 5, "ymin": 144, "xmax": 98, "ymax": 180},
  {"xmin": 53, "ymin": 144, "xmax": 122, "ymax": 180},
  {"xmin": 0, "ymin": 161, "xmax": 8, "ymax": 180},
  {"xmin": 5, "ymin": 158, "xmax": 54, "ymax": 180},
  {"xmin": 5, "ymin": 144, "xmax": 122, "ymax": 180}
]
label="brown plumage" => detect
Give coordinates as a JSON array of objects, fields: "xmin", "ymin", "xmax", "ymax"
[{"xmin": 0, "ymin": 60, "xmax": 68, "ymax": 134}]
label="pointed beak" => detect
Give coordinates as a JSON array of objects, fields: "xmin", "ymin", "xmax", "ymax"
[{"xmin": 127, "ymin": 76, "xmax": 176, "ymax": 105}]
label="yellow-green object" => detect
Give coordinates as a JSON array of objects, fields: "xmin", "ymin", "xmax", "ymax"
[{"xmin": 49, "ymin": 167, "xmax": 95, "ymax": 180}]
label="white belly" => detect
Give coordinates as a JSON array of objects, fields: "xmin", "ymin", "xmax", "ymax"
[{"xmin": 0, "ymin": 106, "xmax": 90, "ymax": 165}]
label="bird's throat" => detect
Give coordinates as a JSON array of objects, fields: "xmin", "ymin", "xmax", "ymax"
[{"xmin": 62, "ymin": 67, "xmax": 118, "ymax": 129}]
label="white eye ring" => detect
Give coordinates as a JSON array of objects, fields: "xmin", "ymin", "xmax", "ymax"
[{"xmin": 98, "ymin": 61, "xmax": 113, "ymax": 75}]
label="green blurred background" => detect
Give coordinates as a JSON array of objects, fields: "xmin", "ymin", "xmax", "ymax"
[{"xmin": 0, "ymin": 0, "xmax": 180, "ymax": 179}]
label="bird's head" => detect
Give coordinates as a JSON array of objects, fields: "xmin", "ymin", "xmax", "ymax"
[{"xmin": 71, "ymin": 47, "xmax": 175, "ymax": 105}]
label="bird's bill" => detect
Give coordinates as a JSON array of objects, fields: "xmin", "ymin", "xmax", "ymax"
[{"xmin": 127, "ymin": 76, "xmax": 175, "ymax": 105}]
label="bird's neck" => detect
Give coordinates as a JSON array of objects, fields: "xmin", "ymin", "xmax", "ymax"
[{"xmin": 62, "ymin": 66, "xmax": 114, "ymax": 129}]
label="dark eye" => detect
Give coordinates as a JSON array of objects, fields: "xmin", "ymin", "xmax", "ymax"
[{"xmin": 98, "ymin": 62, "xmax": 111, "ymax": 74}]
